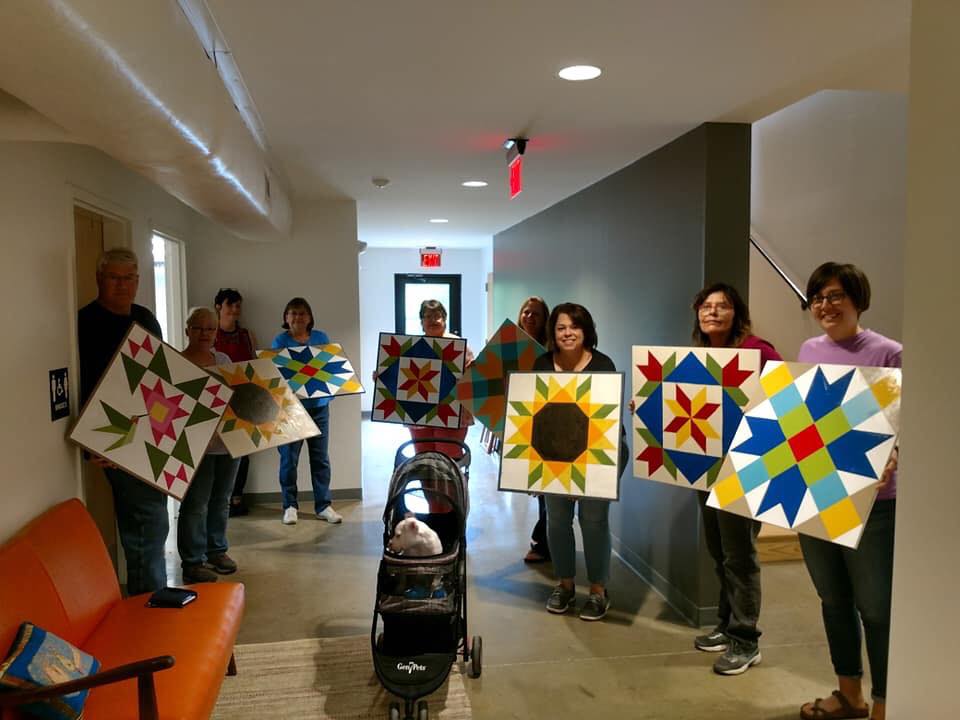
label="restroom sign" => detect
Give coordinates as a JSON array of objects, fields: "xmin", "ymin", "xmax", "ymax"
[{"xmin": 50, "ymin": 368, "xmax": 69, "ymax": 421}]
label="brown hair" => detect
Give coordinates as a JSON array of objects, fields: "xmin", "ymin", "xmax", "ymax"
[
  {"xmin": 419, "ymin": 299, "xmax": 447, "ymax": 321},
  {"xmin": 546, "ymin": 302, "xmax": 598, "ymax": 353},
  {"xmin": 691, "ymin": 282, "xmax": 752, "ymax": 348},
  {"xmin": 517, "ymin": 296, "xmax": 550, "ymax": 345},
  {"xmin": 805, "ymin": 262, "xmax": 871, "ymax": 314},
  {"xmin": 281, "ymin": 297, "xmax": 314, "ymax": 331}
]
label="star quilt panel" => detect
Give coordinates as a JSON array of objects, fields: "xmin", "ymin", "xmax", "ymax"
[
  {"xmin": 372, "ymin": 333, "xmax": 467, "ymax": 428},
  {"xmin": 259, "ymin": 343, "xmax": 364, "ymax": 400},
  {"xmin": 212, "ymin": 358, "xmax": 320, "ymax": 458},
  {"xmin": 500, "ymin": 372, "xmax": 624, "ymax": 500},
  {"xmin": 69, "ymin": 323, "xmax": 233, "ymax": 500},
  {"xmin": 632, "ymin": 346, "xmax": 763, "ymax": 491},
  {"xmin": 456, "ymin": 319, "xmax": 545, "ymax": 434},
  {"xmin": 706, "ymin": 361, "xmax": 901, "ymax": 548}
]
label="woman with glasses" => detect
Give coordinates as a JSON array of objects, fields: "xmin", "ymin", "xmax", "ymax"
[
  {"xmin": 273, "ymin": 297, "xmax": 343, "ymax": 526},
  {"xmin": 178, "ymin": 307, "xmax": 241, "ymax": 583},
  {"xmin": 213, "ymin": 288, "xmax": 258, "ymax": 516},
  {"xmin": 798, "ymin": 263, "xmax": 901, "ymax": 720},
  {"xmin": 690, "ymin": 283, "xmax": 781, "ymax": 675}
]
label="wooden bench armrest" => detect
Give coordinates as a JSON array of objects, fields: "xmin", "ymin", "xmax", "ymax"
[{"xmin": 0, "ymin": 655, "xmax": 175, "ymax": 719}]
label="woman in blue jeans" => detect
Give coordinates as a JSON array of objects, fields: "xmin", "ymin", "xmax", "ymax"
[
  {"xmin": 797, "ymin": 263, "xmax": 901, "ymax": 720},
  {"xmin": 272, "ymin": 297, "xmax": 342, "ymax": 526},
  {"xmin": 535, "ymin": 303, "xmax": 627, "ymax": 622},
  {"xmin": 178, "ymin": 307, "xmax": 241, "ymax": 583}
]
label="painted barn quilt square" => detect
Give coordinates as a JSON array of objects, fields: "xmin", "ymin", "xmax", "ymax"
[
  {"xmin": 373, "ymin": 333, "xmax": 467, "ymax": 428},
  {"xmin": 632, "ymin": 346, "xmax": 762, "ymax": 491},
  {"xmin": 213, "ymin": 358, "xmax": 320, "ymax": 458},
  {"xmin": 69, "ymin": 324, "xmax": 232, "ymax": 500},
  {"xmin": 500, "ymin": 372, "xmax": 624, "ymax": 500},
  {"xmin": 706, "ymin": 361, "xmax": 901, "ymax": 548},
  {"xmin": 259, "ymin": 343, "xmax": 364, "ymax": 400},
  {"xmin": 456, "ymin": 319, "xmax": 545, "ymax": 434}
]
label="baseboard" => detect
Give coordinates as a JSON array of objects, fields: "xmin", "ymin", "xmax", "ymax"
[
  {"xmin": 246, "ymin": 488, "xmax": 363, "ymax": 504},
  {"xmin": 611, "ymin": 533, "xmax": 718, "ymax": 628}
]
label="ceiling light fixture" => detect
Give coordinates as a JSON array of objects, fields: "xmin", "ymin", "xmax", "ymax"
[
  {"xmin": 462, "ymin": 180, "xmax": 488, "ymax": 188},
  {"xmin": 558, "ymin": 64, "xmax": 602, "ymax": 81},
  {"xmin": 429, "ymin": 218, "xmax": 449, "ymax": 224}
]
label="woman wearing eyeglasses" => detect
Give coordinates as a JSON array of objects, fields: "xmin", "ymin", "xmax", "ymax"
[
  {"xmin": 690, "ymin": 282, "xmax": 781, "ymax": 675},
  {"xmin": 179, "ymin": 307, "xmax": 241, "ymax": 583},
  {"xmin": 213, "ymin": 288, "xmax": 258, "ymax": 517},
  {"xmin": 797, "ymin": 263, "xmax": 901, "ymax": 720}
]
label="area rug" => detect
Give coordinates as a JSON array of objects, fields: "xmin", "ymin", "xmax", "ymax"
[{"xmin": 213, "ymin": 635, "xmax": 472, "ymax": 719}]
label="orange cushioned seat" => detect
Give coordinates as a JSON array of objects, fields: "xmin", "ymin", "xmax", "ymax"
[{"xmin": 0, "ymin": 499, "xmax": 245, "ymax": 720}]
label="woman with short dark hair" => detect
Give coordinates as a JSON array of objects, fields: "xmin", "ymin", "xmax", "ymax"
[
  {"xmin": 689, "ymin": 282, "xmax": 781, "ymax": 676},
  {"xmin": 798, "ymin": 263, "xmax": 900, "ymax": 720},
  {"xmin": 272, "ymin": 297, "xmax": 342, "ymax": 526},
  {"xmin": 536, "ymin": 302, "xmax": 626, "ymax": 622}
]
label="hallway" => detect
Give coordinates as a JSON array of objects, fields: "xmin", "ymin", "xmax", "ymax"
[{"xmin": 224, "ymin": 420, "xmax": 848, "ymax": 719}]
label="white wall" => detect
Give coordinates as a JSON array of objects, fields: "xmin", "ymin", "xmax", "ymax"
[
  {"xmin": 358, "ymin": 247, "xmax": 490, "ymax": 387},
  {"xmin": 888, "ymin": 2, "xmax": 960, "ymax": 715},
  {"xmin": 751, "ymin": 90, "xmax": 908, "ymax": 343},
  {"xmin": 0, "ymin": 140, "xmax": 232, "ymax": 541},
  {"xmin": 187, "ymin": 200, "xmax": 363, "ymax": 499}
]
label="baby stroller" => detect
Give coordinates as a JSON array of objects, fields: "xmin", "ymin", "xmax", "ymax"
[{"xmin": 372, "ymin": 438, "xmax": 482, "ymax": 720}]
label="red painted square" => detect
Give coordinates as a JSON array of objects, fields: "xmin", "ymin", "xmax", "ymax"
[
  {"xmin": 299, "ymin": 365, "xmax": 318, "ymax": 377},
  {"xmin": 788, "ymin": 424, "xmax": 824, "ymax": 462}
]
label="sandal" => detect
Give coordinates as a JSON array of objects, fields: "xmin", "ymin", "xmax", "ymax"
[{"xmin": 800, "ymin": 690, "xmax": 869, "ymax": 720}]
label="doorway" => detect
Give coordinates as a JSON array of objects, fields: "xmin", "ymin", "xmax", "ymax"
[
  {"xmin": 151, "ymin": 232, "xmax": 187, "ymax": 350},
  {"xmin": 394, "ymin": 273, "xmax": 462, "ymax": 335}
]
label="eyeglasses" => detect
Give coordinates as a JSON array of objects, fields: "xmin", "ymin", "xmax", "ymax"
[
  {"xmin": 422, "ymin": 313, "xmax": 445, "ymax": 322},
  {"xmin": 189, "ymin": 326, "xmax": 217, "ymax": 333},
  {"xmin": 809, "ymin": 291, "xmax": 846, "ymax": 308},
  {"xmin": 698, "ymin": 303, "xmax": 732, "ymax": 314},
  {"xmin": 102, "ymin": 272, "xmax": 139, "ymax": 284}
]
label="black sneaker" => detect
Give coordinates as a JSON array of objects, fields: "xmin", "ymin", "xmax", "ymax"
[
  {"xmin": 694, "ymin": 628, "xmax": 729, "ymax": 653},
  {"xmin": 546, "ymin": 585, "xmax": 576, "ymax": 614},
  {"xmin": 207, "ymin": 552, "xmax": 238, "ymax": 575},
  {"xmin": 182, "ymin": 563, "xmax": 219, "ymax": 584},
  {"xmin": 713, "ymin": 641, "xmax": 761, "ymax": 675},
  {"xmin": 578, "ymin": 591, "xmax": 610, "ymax": 621}
]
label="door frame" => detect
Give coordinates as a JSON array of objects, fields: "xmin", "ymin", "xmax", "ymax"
[{"xmin": 394, "ymin": 273, "xmax": 462, "ymax": 336}]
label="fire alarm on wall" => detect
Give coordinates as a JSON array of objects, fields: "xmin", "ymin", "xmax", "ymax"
[{"xmin": 420, "ymin": 246, "xmax": 442, "ymax": 268}]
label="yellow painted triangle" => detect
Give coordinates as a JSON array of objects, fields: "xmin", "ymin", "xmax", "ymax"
[
  {"xmin": 547, "ymin": 377, "xmax": 577, "ymax": 403},
  {"xmin": 760, "ymin": 363, "xmax": 794, "ymax": 397},
  {"xmin": 588, "ymin": 418, "xmax": 616, "ymax": 446},
  {"xmin": 870, "ymin": 375, "xmax": 901, "ymax": 409}
]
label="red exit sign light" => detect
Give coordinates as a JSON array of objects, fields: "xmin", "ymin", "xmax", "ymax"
[
  {"xmin": 420, "ymin": 248, "xmax": 442, "ymax": 267},
  {"xmin": 509, "ymin": 156, "xmax": 523, "ymax": 199}
]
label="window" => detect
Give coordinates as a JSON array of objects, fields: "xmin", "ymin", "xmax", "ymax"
[{"xmin": 151, "ymin": 233, "xmax": 187, "ymax": 348}]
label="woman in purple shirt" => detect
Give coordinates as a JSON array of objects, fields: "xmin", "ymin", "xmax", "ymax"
[
  {"xmin": 798, "ymin": 263, "xmax": 900, "ymax": 720},
  {"xmin": 691, "ymin": 283, "xmax": 781, "ymax": 676}
]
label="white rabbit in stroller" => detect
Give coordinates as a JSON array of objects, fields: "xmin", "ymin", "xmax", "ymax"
[{"xmin": 388, "ymin": 517, "xmax": 443, "ymax": 557}]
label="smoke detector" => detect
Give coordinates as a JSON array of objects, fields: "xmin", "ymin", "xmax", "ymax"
[{"xmin": 371, "ymin": 177, "xmax": 390, "ymax": 189}]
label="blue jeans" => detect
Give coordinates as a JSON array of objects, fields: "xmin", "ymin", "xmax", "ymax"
[
  {"xmin": 799, "ymin": 499, "xmax": 896, "ymax": 701},
  {"xmin": 103, "ymin": 467, "xmax": 169, "ymax": 596},
  {"xmin": 177, "ymin": 454, "xmax": 239, "ymax": 566},
  {"xmin": 545, "ymin": 495, "xmax": 611, "ymax": 585},
  {"xmin": 278, "ymin": 403, "xmax": 332, "ymax": 513}
]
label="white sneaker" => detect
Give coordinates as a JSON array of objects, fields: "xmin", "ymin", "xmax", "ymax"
[
  {"xmin": 316, "ymin": 506, "xmax": 343, "ymax": 524},
  {"xmin": 282, "ymin": 507, "xmax": 298, "ymax": 525}
]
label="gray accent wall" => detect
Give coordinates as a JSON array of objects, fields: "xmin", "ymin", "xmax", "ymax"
[{"xmin": 493, "ymin": 123, "xmax": 751, "ymax": 625}]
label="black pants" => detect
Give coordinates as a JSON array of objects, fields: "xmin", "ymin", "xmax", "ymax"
[
  {"xmin": 699, "ymin": 493, "xmax": 762, "ymax": 647},
  {"xmin": 530, "ymin": 495, "xmax": 550, "ymax": 556},
  {"xmin": 231, "ymin": 456, "xmax": 250, "ymax": 502}
]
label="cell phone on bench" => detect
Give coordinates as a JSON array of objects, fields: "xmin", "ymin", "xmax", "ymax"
[{"xmin": 146, "ymin": 586, "xmax": 198, "ymax": 608}]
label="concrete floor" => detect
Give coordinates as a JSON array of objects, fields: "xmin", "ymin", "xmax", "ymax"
[{"xmin": 216, "ymin": 421, "xmax": 855, "ymax": 720}]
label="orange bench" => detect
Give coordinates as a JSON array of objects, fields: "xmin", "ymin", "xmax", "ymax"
[{"xmin": 0, "ymin": 499, "xmax": 245, "ymax": 719}]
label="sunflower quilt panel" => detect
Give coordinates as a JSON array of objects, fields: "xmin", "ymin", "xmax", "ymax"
[
  {"xmin": 706, "ymin": 361, "xmax": 901, "ymax": 548},
  {"xmin": 213, "ymin": 358, "xmax": 320, "ymax": 458},
  {"xmin": 500, "ymin": 371, "xmax": 624, "ymax": 500},
  {"xmin": 372, "ymin": 333, "xmax": 467, "ymax": 428},
  {"xmin": 259, "ymin": 343, "xmax": 365, "ymax": 400},
  {"xmin": 456, "ymin": 319, "xmax": 545, "ymax": 434},
  {"xmin": 69, "ymin": 323, "xmax": 233, "ymax": 500},
  {"xmin": 632, "ymin": 346, "xmax": 763, "ymax": 491}
]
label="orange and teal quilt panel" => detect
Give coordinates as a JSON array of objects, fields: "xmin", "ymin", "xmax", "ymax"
[
  {"xmin": 373, "ymin": 333, "xmax": 467, "ymax": 428},
  {"xmin": 707, "ymin": 361, "xmax": 901, "ymax": 548},
  {"xmin": 456, "ymin": 319, "xmax": 544, "ymax": 434},
  {"xmin": 500, "ymin": 371, "xmax": 623, "ymax": 500},
  {"xmin": 632, "ymin": 346, "xmax": 763, "ymax": 491},
  {"xmin": 69, "ymin": 323, "xmax": 232, "ymax": 500},
  {"xmin": 259, "ymin": 343, "xmax": 364, "ymax": 400}
]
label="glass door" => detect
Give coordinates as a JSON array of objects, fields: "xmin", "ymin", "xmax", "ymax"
[{"xmin": 394, "ymin": 274, "xmax": 462, "ymax": 336}]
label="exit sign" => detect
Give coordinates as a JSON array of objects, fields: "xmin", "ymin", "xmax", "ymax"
[
  {"xmin": 420, "ymin": 248, "xmax": 442, "ymax": 267},
  {"xmin": 509, "ymin": 155, "xmax": 522, "ymax": 199}
]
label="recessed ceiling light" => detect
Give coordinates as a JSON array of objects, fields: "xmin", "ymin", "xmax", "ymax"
[
  {"xmin": 558, "ymin": 64, "xmax": 602, "ymax": 81},
  {"xmin": 461, "ymin": 180, "xmax": 488, "ymax": 188},
  {"xmin": 429, "ymin": 218, "xmax": 449, "ymax": 223}
]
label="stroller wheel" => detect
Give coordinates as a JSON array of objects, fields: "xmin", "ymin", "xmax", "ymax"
[
  {"xmin": 469, "ymin": 635, "xmax": 482, "ymax": 678},
  {"xmin": 389, "ymin": 702, "xmax": 401, "ymax": 720},
  {"xmin": 417, "ymin": 700, "xmax": 429, "ymax": 720}
]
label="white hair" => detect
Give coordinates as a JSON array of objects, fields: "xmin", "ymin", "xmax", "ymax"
[
  {"xmin": 185, "ymin": 306, "xmax": 217, "ymax": 327},
  {"xmin": 96, "ymin": 247, "xmax": 139, "ymax": 272}
]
